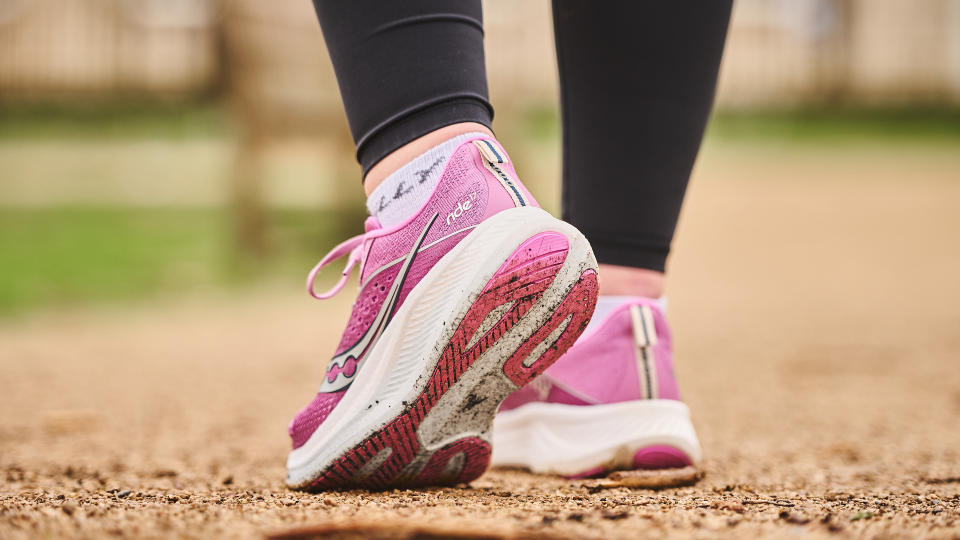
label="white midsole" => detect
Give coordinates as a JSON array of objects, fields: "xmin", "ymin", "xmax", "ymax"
[
  {"xmin": 286, "ymin": 207, "xmax": 596, "ymax": 487},
  {"xmin": 491, "ymin": 399, "xmax": 702, "ymax": 476}
]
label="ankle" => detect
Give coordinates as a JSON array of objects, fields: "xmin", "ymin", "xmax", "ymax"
[
  {"xmin": 364, "ymin": 122, "xmax": 494, "ymax": 196},
  {"xmin": 597, "ymin": 264, "xmax": 665, "ymax": 298}
]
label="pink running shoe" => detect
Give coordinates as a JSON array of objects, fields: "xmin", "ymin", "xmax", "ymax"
[
  {"xmin": 491, "ymin": 298, "xmax": 701, "ymax": 477},
  {"xmin": 286, "ymin": 138, "xmax": 598, "ymax": 490}
]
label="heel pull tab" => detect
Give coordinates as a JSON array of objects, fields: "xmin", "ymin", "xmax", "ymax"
[
  {"xmin": 630, "ymin": 304, "xmax": 660, "ymax": 400},
  {"xmin": 473, "ymin": 139, "xmax": 526, "ymax": 208}
]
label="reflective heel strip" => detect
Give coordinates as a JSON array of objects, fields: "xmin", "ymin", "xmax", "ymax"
[
  {"xmin": 473, "ymin": 140, "xmax": 526, "ymax": 208},
  {"xmin": 630, "ymin": 304, "xmax": 658, "ymax": 348},
  {"xmin": 474, "ymin": 139, "xmax": 506, "ymax": 164},
  {"xmin": 630, "ymin": 304, "xmax": 659, "ymax": 400}
]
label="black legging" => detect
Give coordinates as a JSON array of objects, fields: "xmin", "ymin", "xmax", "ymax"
[{"xmin": 312, "ymin": 0, "xmax": 732, "ymax": 273}]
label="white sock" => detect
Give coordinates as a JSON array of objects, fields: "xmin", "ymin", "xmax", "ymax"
[
  {"xmin": 366, "ymin": 132, "xmax": 489, "ymax": 228},
  {"xmin": 583, "ymin": 295, "xmax": 667, "ymax": 336}
]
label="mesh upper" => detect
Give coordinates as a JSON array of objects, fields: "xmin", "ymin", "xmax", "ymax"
[{"xmin": 288, "ymin": 390, "xmax": 347, "ymax": 449}]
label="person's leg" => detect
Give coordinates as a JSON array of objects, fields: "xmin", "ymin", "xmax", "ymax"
[
  {"xmin": 312, "ymin": 0, "xmax": 492, "ymax": 193},
  {"xmin": 492, "ymin": 1, "xmax": 732, "ymax": 476},
  {"xmin": 552, "ymin": 0, "xmax": 733, "ymax": 298},
  {"xmin": 288, "ymin": 1, "xmax": 599, "ymax": 490}
]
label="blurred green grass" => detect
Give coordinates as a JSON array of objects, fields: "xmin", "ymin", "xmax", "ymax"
[
  {"xmin": 1, "ymin": 103, "xmax": 958, "ymax": 317},
  {"xmin": 0, "ymin": 206, "xmax": 363, "ymax": 316},
  {"xmin": 5, "ymin": 102, "xmax": 960, "ymax": 144},
  {"xmin": 0, "ymin": 101, "xmax": 227, "ymax": 140},
  {"xmin": 707, "ymin": 107, "xmax": 960, "ymax": 145},
  {"xmin": 0, "ymin": 207, "xmax": 223, "ymax": 314}
]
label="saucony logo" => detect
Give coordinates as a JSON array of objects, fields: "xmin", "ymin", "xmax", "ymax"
[{"xmin": 318, "ymin": 213, "xmax": 439, "ymax": 392}]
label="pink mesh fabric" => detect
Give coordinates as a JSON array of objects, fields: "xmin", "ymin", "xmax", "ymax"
[
  {"xmin": 545, "ymin": 383, "xmax": 592, "ymax": 406},
  {"xmin": 502, "ymin": 298, "xmax": 681, "ymax": 407},
  {"xmin": 499, "ymin": 378, "xmax": 591, "ymax": 412},
  {"xmin": 499, "ymin": 385, "xmax": 542, "ymax": 411},
  {"xmin": 334, "ymin": 264, "xmax": 401, "ymax": 355},
  {"xmin": 330, "ymin": 140, "xmax": 533, "ymax": 367},
  {"xmin": 359, "ymin": 145, "xmax": 492, "ymax": 284},
  {"xmin": 289, "ymin": 390, "xmax": 346, "ymax": 450}
]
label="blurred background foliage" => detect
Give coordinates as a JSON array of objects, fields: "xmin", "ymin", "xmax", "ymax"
[{"xmin": 1, "ymin": 0, "xmax": 959, "ymax": 316}]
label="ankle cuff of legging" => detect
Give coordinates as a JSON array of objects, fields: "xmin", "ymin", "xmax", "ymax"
[{"xmin": 357, "ymin": 97, "xmax": 493, "ymax": 177}]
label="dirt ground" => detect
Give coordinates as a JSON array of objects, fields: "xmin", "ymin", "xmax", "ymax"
[{"xmin": 2, "ymin": 146, "xmax": 960, "ymax": 539}]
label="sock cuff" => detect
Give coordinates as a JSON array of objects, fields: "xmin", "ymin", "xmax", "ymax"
[
  {"xmin": 366, "ymin": 132, "xmax": 489, "ymax": 227},
  {"xmin": 596, "ymin": 295, "xmax": 667, "ymax": 314},
  {"xmin": 582, "ymin": 295, "xmax": 667, "ymax": 336}
]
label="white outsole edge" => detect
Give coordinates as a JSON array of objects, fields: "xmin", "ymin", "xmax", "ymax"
[{"xmin": 491, "ymin": 399, "xmax": 702, "ymax": 476}]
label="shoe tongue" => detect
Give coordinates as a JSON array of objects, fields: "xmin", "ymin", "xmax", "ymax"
[{"xmin": 364, "ymin": 216, "xmax": 381, "ymax": 233}]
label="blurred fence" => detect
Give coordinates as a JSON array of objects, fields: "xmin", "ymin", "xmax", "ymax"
[
  {"xmin": 1, "ymin": 0, "xmax": 959, "ymax": 107},
  {"xmin": 0, "ymin": 0, "xmax": 219, "ymax": 99},
  {"xmin": 720, "ymin": 0, "xmax": 960, "ymax": 106}
]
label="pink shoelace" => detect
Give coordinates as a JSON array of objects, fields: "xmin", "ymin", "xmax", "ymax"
[{"xmin": 306, "ymin": 217, "xmax": 380, "ymax": 300}]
